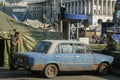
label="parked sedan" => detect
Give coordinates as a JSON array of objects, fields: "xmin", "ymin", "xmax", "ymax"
[{"xmin": 15, "ymin": 40, "xmax": 114, "ymax": 78}]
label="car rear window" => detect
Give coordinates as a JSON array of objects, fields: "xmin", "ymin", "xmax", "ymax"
[{"xmin": 33, "ymin": 41, "xmax": 52, "ymax": 53}]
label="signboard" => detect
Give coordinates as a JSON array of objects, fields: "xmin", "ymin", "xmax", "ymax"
[
  {"xmin": 113, "ymin": 34, "xmax": 120, "ymax": 43},
  {"xmin": 79, "ymin": 37, "xmax": 89, "ymax": 44},
  {"xmin": 64, "ymin": 14, "xmax": 88, "ymax": 20},
  {"xmin": 13, "ymin": 9, "xmax": 26, "ymax": 12}
]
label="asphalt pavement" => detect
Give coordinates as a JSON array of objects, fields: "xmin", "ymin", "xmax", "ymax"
[
  {"xmin": 111, "ymin": 69, "xmax": 120, "ymax": 76},
  {"xmin": 0, "ymin": 67, "xmax": 120, "ymax": 76}
]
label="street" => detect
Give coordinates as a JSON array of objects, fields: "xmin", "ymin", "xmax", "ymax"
[{"xmin": 0, "ymin": 68, "xmax": 120, "ymax": 80}]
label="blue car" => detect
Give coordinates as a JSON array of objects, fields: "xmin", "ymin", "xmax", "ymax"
[{"xmin": 15, "ymin": 40, "xmax": 114, "ymax": 78}]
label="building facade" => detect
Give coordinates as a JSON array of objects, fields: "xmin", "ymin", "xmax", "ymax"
[
  {"xmin": 57, "ymin": 0, "xmax": 116, "ymax": 27},
  {"xmin": 0, "ymin": 6, "xmax": 27, "ymax": 21},
  {"xmin": 4, "ymin": 0, "xmax": 117, "ymax": 27},
  {"xmin": 27, "ymin": 0, "xmax": 117, "ymax": 39},
  {"xmin": 27, "ymin": 0, "xmax": 53, "ymax": 23}
]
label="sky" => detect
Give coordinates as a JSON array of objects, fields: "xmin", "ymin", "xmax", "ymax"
[
  {"xmin": 0, "ymin": 0, "xmax": 5, "ymax": 2},
  {"xmin": 0, "ymin": 0, "xmax": 33, "ymax": 2}
]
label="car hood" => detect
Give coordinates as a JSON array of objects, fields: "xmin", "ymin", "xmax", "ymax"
[
  {"xmin": 93, "ymin": 53, "xmax": 112, "ymax": 58},
  {"xmin": 93, "ymin": 53, "xmax": 114, "ymax": 62}
]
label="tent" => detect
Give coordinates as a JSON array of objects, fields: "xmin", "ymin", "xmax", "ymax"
[{"xmin": 0, "ymin": 11, "xmax": 61, "ymax": 67}]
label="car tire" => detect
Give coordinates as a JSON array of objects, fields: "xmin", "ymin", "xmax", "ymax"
[
  {"xmin": 43, "ymin": 64, "xmax": 58, "ymax": 78},
  {"xmin": 98, "ymin": 63, "xmax": 110, "ymax": 75}
]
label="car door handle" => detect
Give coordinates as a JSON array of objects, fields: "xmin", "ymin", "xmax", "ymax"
[
  {"xmin": 56, "ymin": 56, "xmax": 60, "ymax": 58},
  {"xmin": 76, "ymin": 56, "xmax": 80, "ymax": 58}
]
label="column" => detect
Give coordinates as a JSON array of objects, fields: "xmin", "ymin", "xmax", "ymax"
[
  {"xmin": 88, "ymin": 0, "xmax": 91, "ymax": 15},
  {"xmin": 112, "ymin": 1, "xmax": 116, "ymax": 13},
  {"xmin": 70, "ymin": 2, "xmax": 72, "ymax": 14},
  {"xmin": 103, "ymin": 0, "xmax": 105, "ymax": 14},
  {"xmin": 92, "ymin": 0, "xmax": 94, "ymax": 15},
  {"xmin": 106, "ymin": 0, "xmax": 108, "ymax": 15},
  {"xmin": 71, "ymin": 2, "xmax": 73, "ymax": 14},
  {"xmin": 101, "ymin": 0, "xmax": 103, "ymax": 15},
  {"xmin": 96, "ymin": 0, "xmax": 99, "ymax": 15},
  {"xmin": 108, "ymin": 1, "xmax": 110, "ymax": 15},
  {"xmin": 110, "ymin": 1, "xmax": 112, "ymax": 15},
  {"xmin": 68, "ymin": 22, "xmax": 70, "ymax": 40},
  {"xmin": 80, "ymin": 0, "xmax": 83, "ymax": 14},
  {"xmin": 77, "ymin": 1, "xmax": 79, "ymax": 14},
  {"xmin": 84, "ymin": 0, "xmax": 87, "ymax": 14},
  {"xmin": 109, "ymin": 1, "xmax": 112, "ymax": 15}
]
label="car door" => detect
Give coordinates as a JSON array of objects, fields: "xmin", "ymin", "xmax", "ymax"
[
  {"xmin": 74, "ymin": 43, "xmax": 94, "ymax": 70},
  {"xmin": 54, "ymin": 43, "xmax": 75, "ymax": 70}
]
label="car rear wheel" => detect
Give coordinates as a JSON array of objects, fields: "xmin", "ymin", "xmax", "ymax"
[
  {"xmin": 43, "ymin": 64, "xmax": 58, "ymax": 78},
  {"xmin": 98, "ymin": 63, "xmax": 110, "ymax": 75}
]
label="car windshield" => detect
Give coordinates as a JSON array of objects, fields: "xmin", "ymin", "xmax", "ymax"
[{"xmin": 33, "ymin": 41, "xmax": 52, "ymax": 53}]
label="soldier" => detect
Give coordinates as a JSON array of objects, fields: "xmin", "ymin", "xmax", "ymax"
[
  {"xmin": 102, "ymin": 32, "xmax": 117, "ymax": 54},
  {"xmin": 106, "ymin": 33, "xmax": 117, "ymax": 51},
  {"xmin": 10, "ymin": 31, "xmax": 20, "ymax": 70}
]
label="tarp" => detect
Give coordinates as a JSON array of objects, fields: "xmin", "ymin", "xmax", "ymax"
[
  {"xmin": 23, "ymin": 19, "xmax": 46, "ymax": 28},
  {"xmin": 0, "ymin": 11, "xmax": 61, "ymax": 67}
]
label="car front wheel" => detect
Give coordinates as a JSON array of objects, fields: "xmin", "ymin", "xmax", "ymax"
[
  {"xmin": 43, "ymin": 64, "xmax": 58, "ymax": 78},
  {"xmin": 98, "ymin": 63, "xmax": 110, "ymax": 75}
]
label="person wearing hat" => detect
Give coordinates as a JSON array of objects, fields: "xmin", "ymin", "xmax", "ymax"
[{"xmin": 10, "ymin": 31, "xmax": 20, "ymax": 70}]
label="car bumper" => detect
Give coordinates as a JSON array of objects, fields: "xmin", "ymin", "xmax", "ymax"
[{"xmin": 15, "ymin": 62, "xmax": 45, "ymax": 71}]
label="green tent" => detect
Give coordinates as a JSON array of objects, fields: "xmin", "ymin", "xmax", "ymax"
[{"xmin": 0, "ymin": 11, "xmax": 61, "ymax": 67}]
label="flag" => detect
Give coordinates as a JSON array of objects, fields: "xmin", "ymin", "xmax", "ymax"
[
  {"xmin": 12, "ymin": 13, "xmax": 20, "ymax": 22},
  {"xmin": 43, "ymin": 14, "xmax": 47, "ymax": 20}
]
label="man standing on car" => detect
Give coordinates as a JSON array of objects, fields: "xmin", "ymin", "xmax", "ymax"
[{"xmin": 10, "ymin": 31, "xmax": 20, "ymax": 70}]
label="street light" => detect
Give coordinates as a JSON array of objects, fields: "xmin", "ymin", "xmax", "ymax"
[
  {"xmin": 60, "ymin": 0, "xmax": 63, "ymax": 33},
  {"xmin": 60, "ymin": 4, "xmax": 66, "ymax": 20}
]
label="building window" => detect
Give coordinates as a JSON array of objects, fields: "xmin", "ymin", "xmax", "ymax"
[
  {"xmin": 75, "ymin": 1, "xmax": 77, "ymax": 14},
  {"xmin": 68, "ymin": 2, "xmax": 70, "ymax": 13},
  {"xmin": 72, "ymin": 2, "xmax": 74, "ymax": 14}
]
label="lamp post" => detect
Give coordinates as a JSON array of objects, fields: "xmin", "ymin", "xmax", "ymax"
[{"xmin": 60, "ymin": 0, "xmax": 63, "ymax": 33}]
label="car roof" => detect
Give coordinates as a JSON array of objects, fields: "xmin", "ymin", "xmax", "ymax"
[{"xmin": 41, "ymin": 40, "xmax": 86, "ymax": 45}]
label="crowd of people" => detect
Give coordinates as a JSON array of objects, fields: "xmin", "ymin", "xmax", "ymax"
[
  {"xmin": 90, "ymin": 32, "xmax": 118, "ymax": 54},
  {"xmin": 90, "ymin": 33, "xmax": 118, "ymax": 45},
  {"xmin": 90, "ymin": 34, "xmax": 106, "ymax": 44}
]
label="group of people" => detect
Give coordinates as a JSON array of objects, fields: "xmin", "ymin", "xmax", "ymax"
[{"xmin": 91, "ymin": 32, "xmax": 117, "ymax": 54}]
